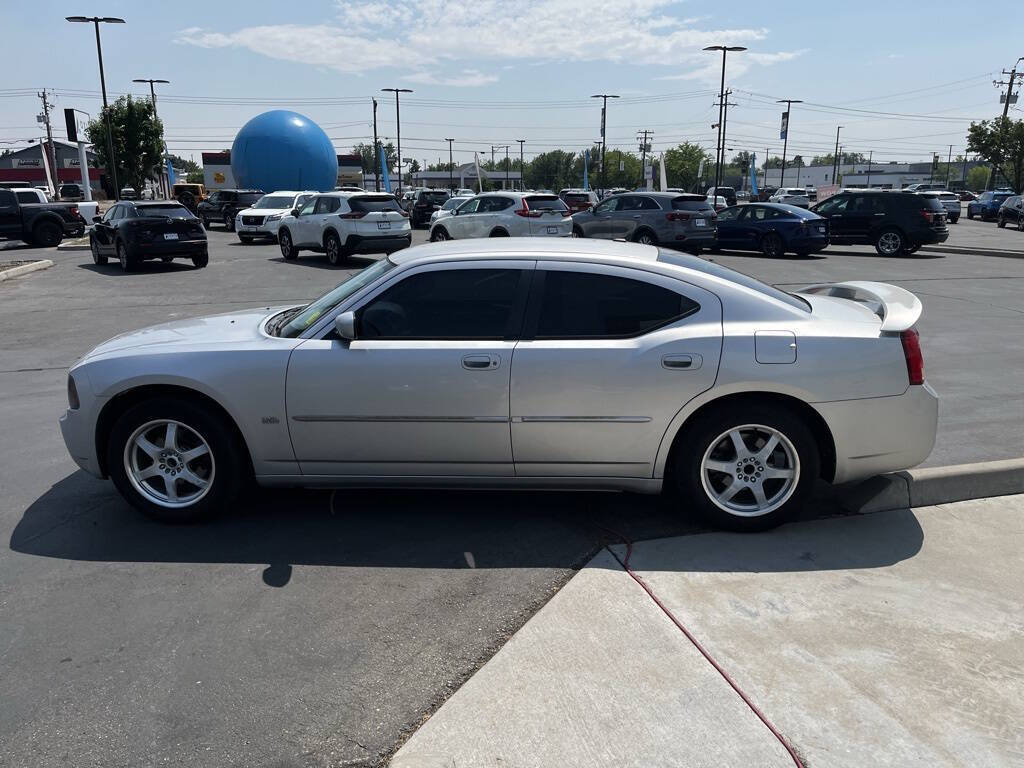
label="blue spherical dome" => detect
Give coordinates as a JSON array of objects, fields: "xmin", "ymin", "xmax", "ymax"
[{"xmin": 231, "ymin": 111, "xmax": 338, "ymax": 192}]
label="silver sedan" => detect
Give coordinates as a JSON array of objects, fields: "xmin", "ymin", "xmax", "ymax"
[{"xmin": 60, "ymin": 239, "xmax": 937, "ymax": 531}]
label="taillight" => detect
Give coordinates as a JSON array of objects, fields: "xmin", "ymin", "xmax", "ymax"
[
  {"xmin": 665, "ymin": 212, "xmax": 690, "ymax": 222},
  {"xmin": 900, "ymin": 328, "xmax": 924, "ymax": 385},
  {"xmin": 339, "ymin": 211, "xmax": 367, "ymax": 219},
  {"xmin": 918, "ymin": 209, "xmax": 935, "ymax": 223},
  {"xmin": 515, "ymin": 202, "xmax": 542, "ymax": 218},
  {"xmin": 70, "ymin": 205, "xmax": 80, "ymax": 217}
]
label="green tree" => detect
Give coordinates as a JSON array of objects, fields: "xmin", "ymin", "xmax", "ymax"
[
  {"xmin": 524, "ymin": 150, "xmax": 580, "ymax": 190},
  {"xmin": 353, "ymin": 142, "xmax": 397, "ymax": 175},
  {"xmin": 731, "ymin": 151, "xmax": 754, "ymax": 170},
  {"xmin": 966, "ymin": 165, "xmax": 991, "ymax": 191},
  {"xmin": 662, "ymin": 142, "xmax": 710, "ymax": 190},
  {"xmin": 168, "ymin": 153, "xmax": 200, "ymax": 175},
  {"xmin": 967, "ymin": 117, "xmax": 1024, "ymax": 193},
  {"xmin": 85, "ymin": 95, "xmax": 163, "ymax": 193}
]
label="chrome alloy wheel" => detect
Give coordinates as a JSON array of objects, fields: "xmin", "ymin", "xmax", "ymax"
[
  {"xmin": 700, "ymin": 424, "xmax": 800, "ymax": 517},
  {"xmin": 877, "ymin": 231, "xmax": 903, "ymax": 255},
  {"xmin": 123, "ymin": 419, "xmax": 215, "ymax": 508}
]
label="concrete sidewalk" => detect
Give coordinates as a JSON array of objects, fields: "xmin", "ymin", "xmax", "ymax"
[{"xmin": 391, "ymin": 496, "xmax": 1024, "ymax": 768}]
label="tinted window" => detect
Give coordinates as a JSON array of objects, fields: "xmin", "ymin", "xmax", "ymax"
[
  {"xmin": 524, "ymin": 195, "xmax": 568, "ymax": 211},
  {"xmin": 480, "ymin": 197, "xmax": 514, "ymax": 212},
  {"xmin": 136, "ymin": 204, "xmax": 196, "ymax": 219},
  {"xmin": 0, "ymin": 190, "xmax": 16, "ymax": 207},
  {"xmin": 657, "ymin": 250, "xmax": 811, "ymax": 312},
  {"xmin": 349, "ymin": 196, "xmax": 403, "ymax": 213},
  {"xmin": 716, "ymin": 206, "xmax": 741, "ymax": 222},
  {"xmin": 535, "ymin": 271, "xmax": 698, "ymax": 339},
  {"xmin": 314, "ymin": 197, "xmax": 334, "ymax": 214},
  {"xmin": 360, "ymin": 269, "xmax": 525, "ymax": 340},
  {"xmin": 417, "ymin": 191, "xmax": 449, "ymax": 205},
  {"xmin": 564, "ymin": 193, "xmax": 593, "ymax": 204},
  {"xmin": 15, "ymin": 190, "xmax": 38, "ymax": 203},
  {"xmin": 815, "ymin": 195, "xmax": 850, "ymax": 214},
  {"xmin": 672, "ymin": 197, "xmax": 714, "ymax": 211},
  {"xmin": 238, "ymin": 192, "xmax": 264, "ymax": 205}
]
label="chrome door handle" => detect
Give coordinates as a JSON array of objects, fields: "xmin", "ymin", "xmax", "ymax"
[
  {"xmin": 462, "ymin": 354, "xmax": 499, "ymax": 370},
  {"xmin": 874, "ymin": 213, "xmax": 886, "ymax": 216},
  {"xmin": 633, "ymin": 215, "xmax": 642, "ymax": 219},
  {"xmin": 662, "ymin": 354, "xmax": 702, "ymax": 370}
]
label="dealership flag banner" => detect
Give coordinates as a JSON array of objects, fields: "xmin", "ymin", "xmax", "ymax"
[
  {"xmin": 697, "ymin": 157, "xmax": 706, "ymax": 180},
  {"xmin": 659, "ymin": 152, "xmax": 668, "ymax": 192},
  {"xmin": 380, "ymin": 145, "xmax": 392, "ymax": 193},
  {"xmin": 780, "ymin": 111, "xmax": 789, "ymax": 140},
  {"xmin": 583, "ymin": 149, "xmax": 590, "ymax": 190},
  {"xmin": 474, "ymin": 152, "xmax": 483, "ymax": 193},
  {"xmin": 749, "ymin": 153, "xmax": 758, "ymax": 196}
]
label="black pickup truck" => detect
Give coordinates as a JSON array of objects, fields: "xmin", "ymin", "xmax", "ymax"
[{"xmin": 0, "ymin": 187, "xmax": 86, "ymax": 247}]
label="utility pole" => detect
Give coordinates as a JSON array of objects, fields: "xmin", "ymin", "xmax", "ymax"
[
  {"xmin": 37, "ymin": 90, "xmax": 58, "ymax": 197},
  {"xmin": 704, "ymin": 45, "xmax": 746, "ymax": 194},
  {"xmin": 505, "ymin": 146, "xmax": 510, "ymax": 190},
  {"xmin": 381, "ymin": 88, "xmax": 412, "ymax": 192},
  {"xmin": 866, "ymin": 150, "xmax": 873, "ymax": 187},
  {"xmin": 832, "ymin": 126, "xmax": 843, "ymax": 186},
  {"xmin": 132, "ymin": 78, "xmax": 170, "ymax": 198},
  {"xmin": 637, "ymin": 130, "xmax": 653, "ymax": 189},
  {"xmin": 962, "ymin": 154, "xmax": 969, "ymax": 186},
  {"xmin": 372, "ymin": 98, "xmax": 380, "ymax": 191},
  {"xmin": 929, "ymin": 152, "xmax": 936, "ymax": 184},
  {"xmin": 445, "ymin": 138, "xmax": 454, "ymax": 192},
  {"xmin": 720, "ymin": 90, "xmax": 736, "ymax": 188},
  {"xmin": 591, "ymin": 94, "xmax": 619, "ymax": 195},
  {"xmin": 995, "ymin": 57, "xmax": 1023, "ymax": 120},
  {"xmin": 517, "ymin": 139, "xmax": 525, "ymax": 190},
  {"xmin": 946, "ymin": 144, "xmax": 953, "ymax": 187},
  {"xmin": 777, "ymin": 98, "xmax": 803, "ymax": 188}
]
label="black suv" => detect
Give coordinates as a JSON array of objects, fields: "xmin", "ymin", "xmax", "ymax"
[
  {"xmin": 197, "ymin": 189, "xmax": 265, "ymax": 231},
  {"xmin": 997, "ymin": 195, "xmax": 1024, "ymax": 229},
  {"xmin": 409, "ymin": 189, "xmax": 451, "ymax": 228},
  {"xmin": 811, "ymin": 190, "xmax": 948, "ymax": 256}
]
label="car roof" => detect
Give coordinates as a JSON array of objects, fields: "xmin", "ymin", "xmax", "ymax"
[
  {"xmin": 389, "ymin": 237, "xmax": 661, "ymax": 267},
  {"xmin": 133, "ymin": 201, "xmax": 187, "ymax": 207}
]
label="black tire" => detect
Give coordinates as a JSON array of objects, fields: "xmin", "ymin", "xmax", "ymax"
[
  {"xmin": 279, "ymin": 229, "xmax": 299, "ymax": 260},
  {"xmin": 201, "ymin": 216, "xmax": 210, "ymax": 229},
  {"xmin": 90, "ymin": 235, "xmax": 108, "ymax": 265},
  {"xmin": 709, "ymin": 245, "xmax": 721, "ymax": 253},
  {"xmin": 107, "ymin": 396, "xmax": 246, "ymax": 523},
  {"xmin": 117, "ymin": 240, "xmax": 135, "ymax": 272},
  {"xmin": 223, "ymin": 213, "xmax": 235, "ymax": 232},
  {"xmin": 33, "ymin": 219, "xmax": 62, "ymax": 248},
  {"xmin": 571, "ymin": 226, "xmax": 584, "ymax": 238},
  {"xmin": 238, "ymin": 234, "xmax": 253, "ymax": 244},
  {"xmin": 430, "ymin": 227, "xmax": 450, "ymax": 242},
  {"xmin": 672, "ymin": 403, "xmax": 820, "ymax": 532},
  {"xmin": 160, "ymin": 256, "xmax": 174, "ymax": 263},
  {"xmin": 966, "ymin": 209, "xmax": 973, "ymax": 220},
  {"xmin": 489, "ymin": 228, "xmax": 509, "ymax": 237},
  {"xmin": 633, "ymin": 228, "xmax": 658, "ymax": 246},
  {"xmin": 325, "ymin": 232, "xmax": 343, "ymax": 266},
  {"xmin": 684, "ymin": 246, "xmax": 702, "ymax": 255},
  {"xmin": 192, "ymin": 252, "xmax": 209, "ymax": 268},
  {"xmin": 998, "ymin": 217, "xmax": 1007, "ymax": 229},
  {"xmin": 874, "ymin": 227, "xmax": 905, "ymax": 256},
  {"xmin": 950, "ymin": 216, "xmax": 959, "ymax": 224},
  {"xmin": 760, "ymin": 232, "xmax": 784, "ymax": 258}
]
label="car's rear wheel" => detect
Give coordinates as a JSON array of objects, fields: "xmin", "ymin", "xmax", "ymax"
[
  {"xmin": 279, "ymin": 229, "xmax": 299, "ymax": 260},
  {"xmin": 90, "ymin": 235, "xmax": 107, "ymax": 265},
  {"xmin": 325, "ymin": 232, "xmax": 342, "ymax": 266},
  {"xmin": 489, "ymin": 228, "xmax": 509, "ymax": 237},
  {"xmin": 239, "ymin": 234, "xmax": 253, "ymax": 244},
  {"xmin": 950, "ymin": 215, "xmax": 959, "ymax": 224},
  {"xmin": 875, "ymin": 227, "xmax": 905, "ymax": 256},
  {"xmin": 760, "ymin": 232, "xmax": 784, "ymax": 258},
  {"xmin": 192, "ymin": 252, "xmax": 209, "ymax": 268},
  {"xmin": 33, "ymin": 220, "xmax": 62, "ymax": 248},
  {"xmin": 117, "ymin": 240, "xmax": 135, "ymax": 272},
  {"xmin": 998, "ymin": 217, "xmax": 1007, "ymax": 228},
  {"xmin": 633, "ymin": 229, "xmax": 657, "ymax": 246},
  {"xmin": 108, "ymin": 397, "xmax": 245, "ymax": 523},
  {"xmin": 223, "ymin": 213, "xmax": 235, "ymax": 232},
  {"xmin": 672, "ymin": 404, "xmax": 819, "ymax": 532},
  {"xmin": 430, "ymin": 227, "xmax": 450, "ymax": 242},
  {"xmin": 571, "ymin": 226, "xmax": 583, "ymax": 238}
]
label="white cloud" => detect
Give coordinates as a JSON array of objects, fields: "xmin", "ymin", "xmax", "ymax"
[
  {"xmin": 404, "ymin": 70, "xmax": 499, "ymax": 87},
  {"xmin": 655, "ymin": 49, "xmax": 808, "ymax": 83},
  {"xmin": 176, "ymin": 1, "xmax": 772, "ymax": 78}
]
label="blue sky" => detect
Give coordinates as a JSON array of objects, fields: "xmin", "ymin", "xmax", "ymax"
[{"xmin": 3, "ymin": 0, "xmax": 1020, "ymax": 166}]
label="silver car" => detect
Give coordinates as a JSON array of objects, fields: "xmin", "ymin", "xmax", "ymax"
[
  {"xmin": 430, "ymin": 195, "xmax": 474, "ymax": 226},
  {"xmin": 429, "ymin": 192, "xmax": 572, "ymax": 241},
  {"xmin": 59, "ymin": 239, "xmax": 937, "ymax": 531},
  {"xmin": 769, "ymin": 188, "xmax": 812, "ymax": 208},
  {"xmin": 918, "ymin": 191, "xmax": 961, "ymax": 224},
  {"xmin": 571, "ymin": 192, "xmax": 717, "ymax": 254}
]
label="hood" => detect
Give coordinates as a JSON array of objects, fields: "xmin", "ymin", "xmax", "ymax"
[
  {"xmin": 81, "ymin": 306, "xmax": 294, "ymax": 361},
  {"xmin": 238, "ymin": 207, "xmax": 292, "ymax": 217}
]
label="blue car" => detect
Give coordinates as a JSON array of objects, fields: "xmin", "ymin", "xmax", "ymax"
[
  {"xmin": 966, "ymin": 191, "xmax": 1012, "ymax": 221},
  {"xmin": 712, "ymin": 203, "xmax": 829, "ymax": 258}
]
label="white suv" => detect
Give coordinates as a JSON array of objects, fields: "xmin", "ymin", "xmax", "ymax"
[
  {"xmin": 769, "ymin": 188, "xmax": 811, "ymax": 208},
  {"xmin": 277, "ymin": 192, "xmax": 412, "ymax": 265},
  {"xmin": 235, "ymin": 190, "xmax": 317, "ymax": 243},
  {"xmin": 428, "ymin": 192, "xmax": 571, "ymax": 241}
]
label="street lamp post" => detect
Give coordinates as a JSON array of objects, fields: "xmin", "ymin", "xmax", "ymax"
[
  {"xmin": 703, "ymin": 46, "xmax": 746, "ymax": 194},
  {"xmin": 776, "ymin": 98, "xmax": 803, "ymax": 188},
  {"xmin": 517, "ymin": 139, "xmax": 525, "ymax": 190},
  {"xmin": 590, "ymin": 94, "xmax": 619, "ymax": 194},
  {"xmin": 133, "ymin": 77, "xmax": 169, "ymax": 198},
  {"xmin": 381, "ymin": 88, "xmax": 412, "ymax": 192},
  {"xmin": 832, "ymin": 126, "xmax": 843, "ymax": 187},
  {"xmin": 444, "ymin": 138, "xmax": 454, "ymax": 192},
  {"xmin": 66, "ymin": 15, "xmax": 125, "ymax": 198}
]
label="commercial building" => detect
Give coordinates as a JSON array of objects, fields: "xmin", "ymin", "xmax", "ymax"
[
  {"xmin": 0, "ymin": 140, "xmax": 103, "ymax": 195},
  {"xmin": 761, "ymin": 160, "xmax": 986, "ymax": 191},
  {"xmin": 201, "ymin": 152, "xmax": 364, "ymax": 190}
]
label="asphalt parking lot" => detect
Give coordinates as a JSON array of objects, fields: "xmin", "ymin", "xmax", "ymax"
[{"xmin": 1, "ymin": 217, "xmax": 1022, "ymax": 766}]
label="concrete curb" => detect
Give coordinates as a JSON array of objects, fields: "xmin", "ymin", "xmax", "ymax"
[
  {"xmin": 920, "ymin": 244, "xmax": 1023, "ymax": 259},
  {"xmin": 832, "ymin": 458, "xmax": 1024, "ymax": 514},
  {"xmin": 0, "ymin": 259, "xmax": 54, "ymax": 282},
  {"xmin": 56, "ymin": 238, "xmax": 90, "ymax": 252}
]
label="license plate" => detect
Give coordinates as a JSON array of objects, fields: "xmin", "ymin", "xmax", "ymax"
[
  {"xmin": 694, "ymin": 219, "xmax": 706, "ymax": 227},
  {"xmin": 163, "ymin": 232, "xmax": 179, "ymax": 240},
  {"xmin": 244, "ymin": 226, "xmax": 257, "ymax": 232},
  {"xmin": 546, "ymin": 226, "xmax": 559, "ymax": 234},
  {"xmin": 817, "ymin": 226, "xmax": 825, "ymax": 233},
  {"xmin": 377, "ymin": 220, "xmax": 391, "ymax": 230}
]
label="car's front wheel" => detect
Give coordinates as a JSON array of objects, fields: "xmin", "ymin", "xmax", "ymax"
[
  {"xmin": 279, "ymin": 229, "xmax": 299, "ymax": 260},
  {"xmin": 875, "ymin": 227, "xmax": 905, "ymax": 256},
  {"xmin": 673, "ymin": 403, "xmax": 819, "ymax": 531},
  {"xmin": 33, "ymin": 220, "xmax": 63, "ymax": 248},
  {"xmin": 966, "ymin": 209, "xmax": 974, "ymax": 220},
  {"xmin": 117, "ymin": 240, "xmax": 135, "ymax": 271},
  {"xmin": 90, "ymin": 235, "xmax": 107, "ymax": 265},
  {"xmin": 430, "ymin": 227, "xmax": 450, "ymax": 242},
  {"xmin": 192, "ymin": 252, "xmax": 209, "ymax": 268},
  {"xmin": 223, "ymin": 213, "xmax": 235, "ymax": 232},
  {"xmin": 108, "ymin": 397, "xmax": 245, "ymax": 523},
  {"xmin": 571, "ymin": 226, "xmax": 583, "ymax": 238},
  {"xmin": 998, "ymin": 217, "xmax": 1007, "ymax": 229}
]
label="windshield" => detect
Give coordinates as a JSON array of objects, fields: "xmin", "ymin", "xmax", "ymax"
[
  {"xmin": 525, "ymin": 195, "xmax": 568, "ymax": 211},
  {"xmin": 418, "ymin": 191, "xmax": 449, "ymax": 204},
  {"xmin": 349, "ymin": 196, "xmax": 404, "ymax": 213},
  {"xmin": 254, "ymin": 195, "xmax": 295, "ymax": 209},
  {"xmin": 136, "ymin": 204, "xmax": 196, "ymax": 219},
  {"xmin": 276, "ymin": 258, "xmax": 398, "ymax": 338},
  {"xmin": 564, "ymin": 193, "xmax": 591, "ymax": 203}
]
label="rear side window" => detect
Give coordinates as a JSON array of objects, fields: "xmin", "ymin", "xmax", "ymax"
[
  {"xmin": 0, "ymin": 190, "xmax": 18, "ymax": 206},
  {"xmin": 524, "ymin": 195, "xmax": 568, "ymax": 211},
  {"xmin": 672, "ymin": 197, "xmax": 714, "ymax": 211},
  {"xmin": 534, "ymin": 271, "xmax": 698, "ymax": 339},
  {"xmin": 15, "ymin": 190, "xmax": 38, "ymax": 203},
  {"xmin": 349, "ymin": 196, "xmax": 403, "ymax": 213},
  {"xmin": 360, "ymin": 268, "xmax": 526, "ymax": 340},
  {"xmin": 480, "ymin": 197, "xmax": 515, "ymax": 212},
  {"xmin": 315, "ymin": 197, "xmax": 341, "ymax": 214}
]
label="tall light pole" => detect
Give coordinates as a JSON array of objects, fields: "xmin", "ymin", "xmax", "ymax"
[
  {"xmin": 703, "ymin": 45, "xmax": 746, "ymax": 194},
  {"xmin": 591, "ymin": 94, "xmax": 619, "ymax": 194},
  {"xmin": 381, "ymin": 87, "xmax": 412, "ymax": 192},
  {"xmin": 517, "ymin": 139, "xmax": 525, "ymax": 190},
  {"xmin": 133, "ymin": 78, "xmax": 169, "ymax": 198},
  {"xmin": 66, "ymin": 15, "xmax": 125, "ymax": 197},
  {"xmin": 776, "ymin": 98, "xmax": 802, "ymax": 188},
  {"xmin": 832, "ymin": 126, "xmax": 843, "ymax": 187},
  {"xmin": 444, "ymin": 138, "xmax": 454, "ymax": 192}
]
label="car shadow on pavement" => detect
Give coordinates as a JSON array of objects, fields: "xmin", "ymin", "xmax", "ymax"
[
  {"xmin": 267, "ymin": 255, "xmax": 380, "ymax": 270},
  {"xmin": 10, "ymin": 471, "xmax": 922, "ymax": 582},
  {"xmin": 76, "ymin": 262, "xmax": 199, "ymax": 275},
  {"xmin": 710, "ymin": 250, "xmax": 827, "ymax": 261}
]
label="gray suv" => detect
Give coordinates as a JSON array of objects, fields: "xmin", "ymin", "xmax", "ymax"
[{"xmin": 570, "ymin": 192, "xmax": 717, "ymax": 253}]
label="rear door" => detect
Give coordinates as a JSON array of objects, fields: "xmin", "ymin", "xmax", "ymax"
[
  {"xmin": 510, "ymin": 262, "xmax": 722, "ymax": 478},
  {"xmin": 523, "ymin": 195, "xmax": 569, "ymax": 235},
  {"xmin": 0, "ymin": 189, "xmax": 22, "ymax": 238}
]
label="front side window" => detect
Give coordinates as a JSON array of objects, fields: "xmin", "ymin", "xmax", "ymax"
[
  {"xmin": 534, "ymin": 271, "xmax": 698, "ymax": 339},
  {"xmin": 102, "ymin": 205, "xmax": 118, "ymax": 222},
  {"xmin": 815, "ymin": 196, "xmax": 849, "ymax": 215},
  {"xmin": 457, "ymin": 198, "xmax": 481, "ymax": 214},
  {"xmin": 207, "ymin": 193, "xmax": 220, "ymax": 205},
  {"xmin": 359, "ymin": 268, "xmax": 526, "ymax": 340},
  {"xmin": 716, "ymin": 206, "xmax": 740, "ymax": 222},
  {"xmin": 591, "ymin": 198, "xmax": 619, "ymax": 214},
  {"xmin": 299, "ymin": 197, "xmax": 318, "ymax": 216}
]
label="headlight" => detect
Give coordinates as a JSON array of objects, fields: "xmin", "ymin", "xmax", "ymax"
[
  {"xmin": 266, "ymin": 214, "xmax": 282, "ymax": 222},
  {"xmin": 67, "ymin": 374, "xmax": 80, "ymax": 410}
]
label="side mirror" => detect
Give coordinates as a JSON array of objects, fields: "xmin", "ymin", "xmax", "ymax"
[
  {"xmin": 93, "ymin": 215, "xmax": 102, "ymax": 223},
  {"xmin": 291, "ymin": 208, "xmax": 300, "ymax": 217},
  {"xmin": 334, "ymin": 311, "xmax": 356, "ymax": 341}
]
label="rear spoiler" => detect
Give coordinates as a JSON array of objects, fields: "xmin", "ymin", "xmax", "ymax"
[{"xmin": 798, "ymin": 281, "xmax": 922, "ymax": 332}]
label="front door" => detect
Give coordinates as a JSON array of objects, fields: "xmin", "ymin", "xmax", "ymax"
[
  {"xmin": 286, "ymin": 262, "xmax": 533, "ymax": 476},
  {"xmin": 510, "ymin": 262, "xmax": 722, "ymax": 478},
  {"xmin": 93, "ymin": 204, "xmax": 122, "ymax": 252},
  {"xmin": 446, "ymin": 197, "xmax": 481, "ymax": 238},
  {"xmin": 291, "ymin": 195, "xmax": 320, "ymax": 245},
  {"xmin": 587, "ymin": 197, "xmax": 619, "ymax": 238},
  {"xmin": 813, "ymin": 194, "xmax": 853, "ymax": 243},
  {"xmin": 713, "ymin": 206, "xmax": 743, "ymax": 248},
  {"xmin": 0, "ymin": 189, "xmax": 20, "ymax": 238}
]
